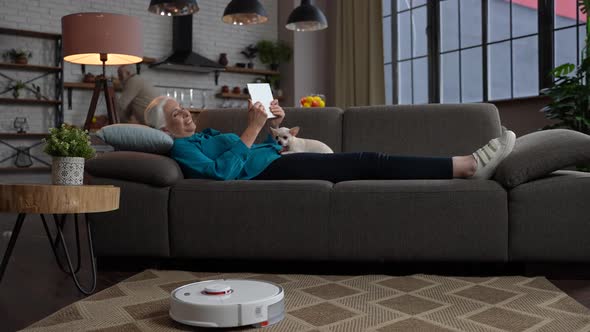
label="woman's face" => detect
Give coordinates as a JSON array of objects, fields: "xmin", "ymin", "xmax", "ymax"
[{"xmin": 163, "ymin": 99, "xmax": 196, "ymax": 138}]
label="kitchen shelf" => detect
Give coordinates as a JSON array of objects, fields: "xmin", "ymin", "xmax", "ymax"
[
  {"xmin": 0, "ymin": 27, "xmax": 60, "ymax": 40},
  {"xmin": 224, "ymin": 66, "xmax": 279, "ymax": 76},
  {"xmin": 0, "ymin": 62, "xmax": 62, "ymax": 72},
  {"xmin": 64, "ymin": 82, "xmax": 122, "ymax": 91},
  {"xmin": 0, "ymin": 98, "xmax": 61, "ymax": 105},
  {"xmin": 0, "ymin": 166, "xmax": 50, "ymax": 172},
  {"xmin": 215, "ymin": 93, "xmax": 284, "ymax": 101},
  {"xmin": 214, "ymin": 66, "xmax": 280, "ymax": 85},
  {"xmin": 0, "ymin": 133, "xmax": 48, "ymax": 138}
]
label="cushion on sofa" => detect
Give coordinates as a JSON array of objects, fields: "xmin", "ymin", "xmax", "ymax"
[
  {"xmin": 96, "ymin": 124, "xmax": 173, "ymax": 154},
  {"xmin": 493, "ymin": 129, "xmax": 590, "ymax": 188},
  {"xmin": 86, "ymin": 151, "xmax": 183, "ymax": 187}
]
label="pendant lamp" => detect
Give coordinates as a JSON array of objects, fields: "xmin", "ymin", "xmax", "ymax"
[
  {"xmin": 222, "ymin": 0, "xmax": 268, "ymax": 25},
  {"xmin": 286, "ymin": 0, "xmax": 328, "ymax": 32},
  {"xmin": 148, "ymin": 0, "xmax": 199, "ymax": 16}
]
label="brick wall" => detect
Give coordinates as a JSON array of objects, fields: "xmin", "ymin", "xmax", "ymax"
[{"xmin": 0, "ymin": 0, "xmax": 278, "ymax": 165}]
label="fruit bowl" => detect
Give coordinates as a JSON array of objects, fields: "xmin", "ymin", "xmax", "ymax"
[{"xmin": 300, "ymin": 94, "xmax": 326, "ymax": 108}]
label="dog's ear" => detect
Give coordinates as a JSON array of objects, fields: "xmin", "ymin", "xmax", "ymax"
[
  {"xmin": 269, "ymin": 127, "xmax": 278, "ymax": 136},
  {"xmin": 289, "ymin": 126, "xmax": 300, "ymax": 137}
]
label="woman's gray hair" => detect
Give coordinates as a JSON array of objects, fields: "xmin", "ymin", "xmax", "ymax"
[{"xmin": 144, "ymin": 96, "xmax": 174, "ymax": 129}]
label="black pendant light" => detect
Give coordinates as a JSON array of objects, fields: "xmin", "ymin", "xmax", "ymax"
[
  {"xmin": 222, "ymin": 0, "xmax": 268, "ymax": 25},
  {"xmin": 286, "ymin": 0, "xmax": 328, "ymax": 32},
  {"xmin": 148, "ymin": 0, "xmax": 199, "ymax": 16}
]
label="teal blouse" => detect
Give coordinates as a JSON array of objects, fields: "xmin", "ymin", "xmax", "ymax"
[{"xmin": 170, "ymin": 128, "xmax": 282, "ymax": 180}]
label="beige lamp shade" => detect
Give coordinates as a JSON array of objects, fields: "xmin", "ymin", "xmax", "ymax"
[{"xmin": 62, "ymin": 13, "xmax": 144, "ymax": 65}]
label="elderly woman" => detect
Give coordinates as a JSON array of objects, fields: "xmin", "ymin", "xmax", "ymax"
[{"xmin": 144, "ymin": 96, "xmax": 515, "ymax": 182}]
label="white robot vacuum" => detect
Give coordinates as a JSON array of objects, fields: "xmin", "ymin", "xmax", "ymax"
[{"xmin": 169, "ymin": 279, "xmax": 285, "ymax": 328}]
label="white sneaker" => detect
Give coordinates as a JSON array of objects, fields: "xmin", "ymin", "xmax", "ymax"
[{"xmin": 471, "ymin": 130, "xmax": 516, "ymax": 179}]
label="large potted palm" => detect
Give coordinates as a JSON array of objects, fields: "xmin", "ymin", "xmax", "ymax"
[{"xmin": 541, "ymin": 0, "xmax": 590, "ymax": 170}]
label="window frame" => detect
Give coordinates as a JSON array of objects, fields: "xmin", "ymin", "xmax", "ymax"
[{"xmin": 384, "ymin": 0, "xmax": 585, "ymax": 104}]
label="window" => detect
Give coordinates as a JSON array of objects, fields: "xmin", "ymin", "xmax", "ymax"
[
  {"xmin": 554, "ymin": 1, "xmax": 587, "ymax": 69},
  {"xmin": 382, "ymin": 0, "xmax": 588, "ymax": 104}
]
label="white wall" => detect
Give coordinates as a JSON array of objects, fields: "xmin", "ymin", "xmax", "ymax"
[
  {"xmin": 278, "ymin": 0, "xmax": 334, "ymax": 107},
  {"xmin": 0, "ymin": 0, "xmax": 278, "ymax": 165}
]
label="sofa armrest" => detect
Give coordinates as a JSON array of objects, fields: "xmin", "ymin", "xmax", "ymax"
[{"xmin": 86, "ymin": 151, "xmax": 183, "ymax": 187}]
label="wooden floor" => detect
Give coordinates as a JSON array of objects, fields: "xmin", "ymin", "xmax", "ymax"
[{"xmin": 2, "ymin": 214, "xmax": 590, "ymax": 331}]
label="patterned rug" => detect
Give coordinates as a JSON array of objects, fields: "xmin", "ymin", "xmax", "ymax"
[{"xmin": 22, "ymin": 270, "xmax": 590, "ymax": 332}]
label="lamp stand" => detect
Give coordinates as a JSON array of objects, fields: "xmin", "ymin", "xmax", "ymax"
[{"xmin": 83, "ymin": 54, "xmax": 119, "ymax": 130}]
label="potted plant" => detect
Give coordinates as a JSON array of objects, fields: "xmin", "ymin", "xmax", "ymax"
[
  {"xmin": 540, "ymin": 0, "xmax": 590, "ymax": 171},
  {"xmin": 2, "ymin": 48, "xmax": 32, "ymax": 64},
  {"xmin": 241, "ymin": 44, "xmax": 258, "ymax": 69},
  {"xmin": 8, "ymin": 80, "xmax": 26, "ymax": 99},
  {"xmin": 43, "ymin": 124, "xmax": 95, "ymax": 185},
  {"xmin": 256, "ymin": 40, "xmax": 292, "ymax": 71}
]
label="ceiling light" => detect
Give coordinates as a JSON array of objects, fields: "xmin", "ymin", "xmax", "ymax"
[
  {"xmin": 222, "ymin": 0, "xmax": 268, "ymax": 25},
  {"xmin": 286, "ymin": 0, "xmax": 328, "ymax": 32},
  {"xmin": 148, "ymin": 0, "xmax": 199, "ymax": 16}
]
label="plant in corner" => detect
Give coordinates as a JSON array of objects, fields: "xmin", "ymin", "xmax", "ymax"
[
  {"xmin": 43, "ymin": 124, "xmax": 95, "ymax": 185},
  {"xmin": 540, "ymin": 0, "xmax": 590, "ymax": 171},
  {"xmin": 256, "ymin": 40, "xmax": 292, "ymax": 71},
  {"xmin": 2, "ymin": 48, "xmax": 32, "ymax": 64}
]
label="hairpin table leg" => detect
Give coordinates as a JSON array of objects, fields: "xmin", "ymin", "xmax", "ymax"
[
  {"xmin": 0, "ymin": 213, "xmax": 26, "ymax": 284},
  {"xmin": 52, "ymin": 213, "xmax": 97, "ymax": 295}
]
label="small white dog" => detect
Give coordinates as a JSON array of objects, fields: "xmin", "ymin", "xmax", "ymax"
[{"xmin": 270, "ymin": 126, "xmax": 333, "ymax": 154}]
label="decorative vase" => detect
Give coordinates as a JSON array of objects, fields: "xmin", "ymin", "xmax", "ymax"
[
  {"xmin": 247, "ymin": 62, "xmax": 254, "ymax": 69},
  {"xmin": 15, "ymin": 56, "xmax": 28, "ymax": 64},
  {"xmin": 12, "ymin": 89, "xmax": 19, "ymax": 99},
  {"xmin": 218, "ymin": 53, "xmax": 228, "ymax": 66},
  {"xmin": 52, "ymin": 157, "xmax": 85, "ymax": 185},
  {"xmin": 270, "ymin": 63, "xmax": 279, "ymax": 71}
]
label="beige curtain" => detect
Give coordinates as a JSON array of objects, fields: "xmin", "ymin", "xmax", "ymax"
[{"xmin": 334, "ymin": 0, "xmax": 385, "ymax": 108}]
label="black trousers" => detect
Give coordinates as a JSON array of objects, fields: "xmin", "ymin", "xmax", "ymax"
[{"xmin": 253, "ymin": 152, "xmax": 453, "ymax": 183}]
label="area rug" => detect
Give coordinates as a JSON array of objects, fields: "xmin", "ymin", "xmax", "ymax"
[{"xmin": 22, "ymin": 270, "xmax": 590, "ymax": 332}]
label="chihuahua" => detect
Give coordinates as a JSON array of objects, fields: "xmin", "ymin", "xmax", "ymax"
[{"xmin": 270, "ymin": 126, "xmax": 333, "ymax": 154}]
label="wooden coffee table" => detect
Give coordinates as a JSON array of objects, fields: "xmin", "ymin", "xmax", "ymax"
[{"xmin": 0, "ymin": 184, "xmax": 119, "ymax": 294}]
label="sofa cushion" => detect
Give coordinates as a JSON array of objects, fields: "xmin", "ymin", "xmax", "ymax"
[
  {"xmin": 330, "ymin": 179, "xmax": 508, "ymax": 261},
  {"xmin": 343, "ymin": 103, "xmax": 502, "ymax": 156},
  {"xmin": 86, "ymin": 151, "xmax": 183, "ymax": 187},
  {"xmin": 493, "ymin": 129, "xmax": 590, "ymax": 188},
  {"xmin": 508, "ymin": 171, "xmax": 590, "ymax": 261},
  {"xmin": 196, "ymin": 107, "xmax": 344, "ymax": 152},
  {"xmin": 169, "ymin": 179, "xmax": 334, "ymax": 259},
  {"xmin": 96, "ymin": 124, "xmax": 173, "ymax": 154}
]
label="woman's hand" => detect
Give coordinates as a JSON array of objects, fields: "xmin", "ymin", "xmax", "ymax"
[
  {"xmin": 247, "ymin": 100, "xmax": 268, "ymax": 131},
  {"xmin": 268, "ymin": 99, "xmax": 285, "ymax": 128}
]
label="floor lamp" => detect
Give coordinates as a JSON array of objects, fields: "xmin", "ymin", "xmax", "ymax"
[{"xmin": 61, "ymin": 13, "xmax": 144, "ymax": 130}]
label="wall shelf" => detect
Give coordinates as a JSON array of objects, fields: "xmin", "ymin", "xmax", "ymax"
[
  {"xmin": 0, "ymin": 62, "xmax": 62, "ymax": 72},
  {"xmin": 0, "ymin": 27, "xmax": 60, "ymax": 40},
  {"xmin": 0, "ymin": 133, "xmax": 48, "ymax": 138},
  {"xmin": 214, "ymin": 66, "xmax": 280, "ymax": 85},
  {"xmin": 0, "ymin": 166, "xmax": 50, "ymax": 172},
  {"xmin": 0, "ymin": 98, "xmax": 61, "ymax": 105},
  {"xmin": 64, "ymin": 82, "xmax": 122, "ymax": 91},
  {"xmin": 224, "ymin": 66, "xmax": 279, "ymax": 76},
  {"xmin": 215, "ymin": 93, "xmax": 284, "ymax": 101}
]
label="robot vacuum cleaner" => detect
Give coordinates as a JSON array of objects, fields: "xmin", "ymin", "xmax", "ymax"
[{"xmin": 169, "ymin": 279, "xmax": 285, "ymax": 328}]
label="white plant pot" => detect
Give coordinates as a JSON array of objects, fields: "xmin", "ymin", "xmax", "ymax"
[{"xmin": 52, "ymin": 157, "xmax": 85, "ymax": 185}]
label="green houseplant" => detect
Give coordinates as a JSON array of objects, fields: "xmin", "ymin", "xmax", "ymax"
[
  {"xmin": 256, "ymin": 40, "xmax": 292, "ymax": 71},
  {"xmin": 2, "ymin": 48, "xmax": 32, "ymax": 64},
  {"xmin": 540, "ymin": 0, "xmax": 590, "ymax": 170},
  {"xmin": 8, "ymin": 80, "xmax": 26, "ymax": 99},
  {"xmin": 43, "ymin": 124, "xmax": 95, "ymax": 185}
]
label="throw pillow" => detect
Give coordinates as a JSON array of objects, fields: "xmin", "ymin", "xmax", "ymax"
[
  {"xmin": 96, "ymin": 124, "xmax": 173, "ymax": 154},
  {"xmin": 493, "ymin": 129, "xmax": 590, "ymax": 188}
]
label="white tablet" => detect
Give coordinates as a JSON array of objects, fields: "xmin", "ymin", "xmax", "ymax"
[{"xmin": 247, "ymin": 83, "xmax": 277, "ymax": 118}]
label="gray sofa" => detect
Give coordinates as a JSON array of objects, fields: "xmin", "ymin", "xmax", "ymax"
[{"xmin": 86, "ymin": 104, "xmax": 590, "ymax": 263}]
